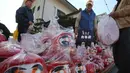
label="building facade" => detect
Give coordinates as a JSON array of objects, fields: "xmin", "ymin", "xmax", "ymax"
[{"xmin": 23, "ymin": 0, "xmax": 78, "ymax": 22}]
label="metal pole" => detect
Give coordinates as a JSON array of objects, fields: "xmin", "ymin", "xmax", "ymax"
[
  {"xmin": 103, "ymin": 0, "xmax": 110, "ymax": 12},
  {"xmin": 42, "ymin": 0, "xmax": 46, "ymax": 19}
]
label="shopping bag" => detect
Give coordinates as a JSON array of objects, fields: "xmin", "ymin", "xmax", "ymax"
[
  {"xmin": 97, "ymin": 15, "xmax": 119, "ymax": 45},
  {"xmin": 13, "ymin": 29, "xmax": 19, "ymax": 40}
]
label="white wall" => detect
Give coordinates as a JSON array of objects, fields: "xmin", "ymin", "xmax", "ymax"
[
  {"xmin": 52, "ymin": 0, "xmax": 74, "ymax": 14},
  {"xmin": 31, "ymin": 0, "xmax": 44, "ymax": 22},
  {"xmin": 43, "ymin": 0, "xmax": 56, "ymax": 21}
]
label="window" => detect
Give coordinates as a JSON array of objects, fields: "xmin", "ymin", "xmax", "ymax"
[
  {"xmin": 32, "ymin": 6, "xmax": 36, "ymax": 14},
  {"xmin": 37, "ymin": 6, "xmax": 40, "ymax": 11},
  {"xmin": 57, "ymin": 9, "xmax": 65, "ymax": 17}
]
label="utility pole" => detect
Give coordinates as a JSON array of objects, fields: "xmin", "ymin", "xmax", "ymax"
[{"xmin": 42, "ymin": 0, "xmax": 46, "ymax": 19}]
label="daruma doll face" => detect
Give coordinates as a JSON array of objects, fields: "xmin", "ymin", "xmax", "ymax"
[
  {"xmin": 75, "ymin": 63, "xmax": 86, "ymax": 73},
  {"xmin": 5, "ymin": 63, "xmax": 43, "ymax": 73},
  {"xmin": 50, "ymin": 65, "xmax": 71, "ymax": 73}
]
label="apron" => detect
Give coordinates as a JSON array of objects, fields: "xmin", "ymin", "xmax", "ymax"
[{"xmin": 76, "ymin": 29, "xmax": 94, "ymax": 43}]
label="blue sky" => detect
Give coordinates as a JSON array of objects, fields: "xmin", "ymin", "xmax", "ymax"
[
  {"xmin": 68, "ymin": 0, "xmax": 117, "ymax": 15},
  {"xmin": 0, "ymin": 0, "xmax": 117, "ymax": 32}
]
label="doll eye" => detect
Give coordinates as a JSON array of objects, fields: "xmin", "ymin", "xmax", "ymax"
[{"xmin": 32, "ymin": 64, "xmax": 43, "ymax": 71}]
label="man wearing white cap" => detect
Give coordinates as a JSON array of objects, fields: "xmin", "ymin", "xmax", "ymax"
[{"xmin": 75, "ymin": 0, "xmax": 96, "ymax": 47}]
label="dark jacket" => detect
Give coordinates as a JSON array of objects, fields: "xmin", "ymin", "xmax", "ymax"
[
  {"xmin": 16, "ymin": 6, "xmax": 34, "ymax": 33},
  {"xmin": 0, "ymin": 23, "xmax": 10, "ymax": 39}
]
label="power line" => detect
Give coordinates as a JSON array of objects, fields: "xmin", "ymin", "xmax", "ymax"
[{"xmin": 103, "ymin": 0, "xmax": 110, "ymax": 12}]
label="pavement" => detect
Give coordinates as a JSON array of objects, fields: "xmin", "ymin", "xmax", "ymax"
[{"xmin": 107, "ymin": 65, "xmax": 118, "ymax": 73}]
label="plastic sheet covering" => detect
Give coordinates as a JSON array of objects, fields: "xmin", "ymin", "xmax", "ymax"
[
  {"xmin": 0, "ymin": 40, "xmax": 21, "ymax": 58},
  {"xmin": 21, "ymin": 33, "xmax": 46, "ymax": 54},
  {"xmin": 0, "ymin": 31, "xmax": 6, "ymax": 42},
  {"xmin": 0, "ymin": 51, "xmax": 48, "ymax": 73}
]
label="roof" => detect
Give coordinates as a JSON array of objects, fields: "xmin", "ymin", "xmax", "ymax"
[
  {"xmin": 59, "ymin": 0, "xmax": 78, "ymax": 12},
  {"xmin": 66, "ymin": 9, "xmax": 81, "ymax": 17}
]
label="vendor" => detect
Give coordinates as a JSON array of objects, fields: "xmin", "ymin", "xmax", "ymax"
[{"xmin": 75, "ymin": 0, "xmax": 96, "ymax": 47}]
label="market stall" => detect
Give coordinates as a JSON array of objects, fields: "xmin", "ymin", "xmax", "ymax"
[{"xmin": 0, "ymin": 16, "xmax": 116, "ymax": 73}]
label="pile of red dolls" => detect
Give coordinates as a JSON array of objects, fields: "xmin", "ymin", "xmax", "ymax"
[{"xmin": 0, "ymin": 19, "xmax": 114, "ymax": 73}]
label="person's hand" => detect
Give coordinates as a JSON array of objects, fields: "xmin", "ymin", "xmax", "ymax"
[
  {"xmin": 109, "ymin": 12, "xmax": 119, "ymax": 19},
  {"xmin": 75, "ymin": 34, "xmax": 78, "ymax": 39},
  {"xmin": 29, "ymin": 21, "xmax": 33, "ymax": 25},
  {"xmin": 75, "ymin": 30, "xmax": 78, "ymax": 39}
]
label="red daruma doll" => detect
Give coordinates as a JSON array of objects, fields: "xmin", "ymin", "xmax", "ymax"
[
  {"xmin": 0, "ymin": 33, "xmax": 6, "ymax": 42},
  {"xmin": 70, "ymin": 47, "xmax": 87, "ymax": 73},
  {"xmin": 0, "ymin": 51, "xmax": 48, "ymax": 73},
  {"xmin": 45, "ymin": 48, "xmax": 74, "ymax": 73},
  {"xmin": 86, "ymin": 62, "xmax": 96, "ymax": 73},
  {"xmin": 48, "ymin": 63, "xmax": 71, "ymax": 73},
  {"xmin": 0, "ymin": 41, "xmax": 21, "ymax": 58}
]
